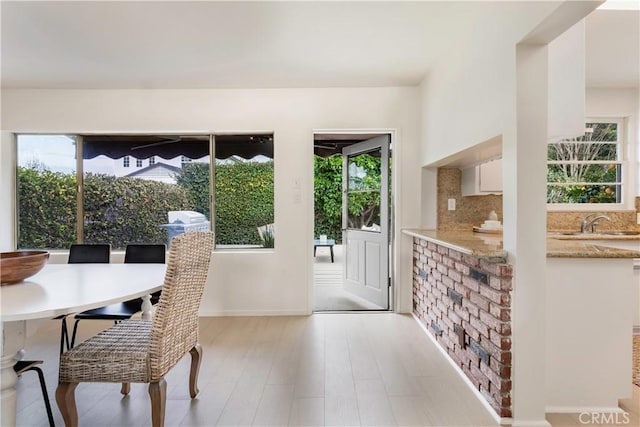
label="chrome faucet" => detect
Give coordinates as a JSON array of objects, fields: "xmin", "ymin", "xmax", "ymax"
[{"xmin": 580, "ymin": 214, "xmax": 611, "ymax": 233}]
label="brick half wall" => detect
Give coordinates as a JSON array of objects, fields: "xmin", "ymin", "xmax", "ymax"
[{"xmin": 412, "ymin": 237, "xmax": 513, "ymax": 417}]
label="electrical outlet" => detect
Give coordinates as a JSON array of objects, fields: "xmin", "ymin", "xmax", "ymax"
[{"xmin": 448, "ymin": 198, "xmax": 456, "ymax": 211}]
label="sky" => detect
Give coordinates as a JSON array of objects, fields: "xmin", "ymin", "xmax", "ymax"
[{"xmin": 18, "ymin": 135, "xmax": 77, "ymax": 173}]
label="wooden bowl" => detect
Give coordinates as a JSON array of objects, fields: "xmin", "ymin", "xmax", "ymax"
[{"xmin": 1, "ymin": 251, "xmax": 50, "ymax": 285}]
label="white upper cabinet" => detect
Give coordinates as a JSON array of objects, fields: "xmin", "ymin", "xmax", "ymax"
[{"xmin": 461, "ymin": 159, "xmax": 502, "ymax": 196}]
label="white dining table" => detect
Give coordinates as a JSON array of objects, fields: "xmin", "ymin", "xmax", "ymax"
[{"xmin": 0, "ymin": 263, "xmax": 166, "ymax": 427}]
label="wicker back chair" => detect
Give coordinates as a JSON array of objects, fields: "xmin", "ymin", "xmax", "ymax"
[{"xmin": 55, "ymin": 231, "xmax": 213, "ymax": 427}]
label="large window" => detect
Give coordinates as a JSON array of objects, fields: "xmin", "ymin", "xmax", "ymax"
[
  {"xmin": 16, "ymin": 134, "xmax": 275, "ymax": 251},
  {"xmin": 214, "ymin": 135, "xmax": 274, "ymax": 248},
  {"xmin": 547, "ymin": 120, "xmax": 625, "ymax": 206}
]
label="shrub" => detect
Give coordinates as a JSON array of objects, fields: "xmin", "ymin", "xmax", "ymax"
[
  {"xmin": 17, "ymin": 168, "xmax": 191, "ymax": 250},
  {"xmin": 83, "ymin": 173, "xmax": 191, "ymax": 249},
  {"xmin": 214, "ymin": 161, "xmax": 274, "ymax": 245},
  {"xmin": 17, "ymin": 167, "xmax": 78, "ymax": 249},
  {"xmin": 176, "ymin": 161, "xmax": 274, "ymax": 245},
  {"xmin": 314, "ymin": 156, "xmax": 343, "ymax": 242}
]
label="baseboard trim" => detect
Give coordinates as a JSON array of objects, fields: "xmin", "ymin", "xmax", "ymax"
[
  {"xmin": 199, "ymin": 309, "xmax": 310, "ymax": 317},
  {"xmin": 412, "ymin": 314, "xmax": 512, "ymax": 426},
  {"xmin": 545, "ymin": 406, "xmax": 625, "ymax": 414},
  {"xmin": 510, "ymin": 421, "xmax": 552, "ymax": 427}
]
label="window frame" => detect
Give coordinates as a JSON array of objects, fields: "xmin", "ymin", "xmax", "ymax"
[
  {"xmin": 546, "ymin": 118, "xmax": 630, "ymax": 211},
  {"xmin": 211, "ymin": 133, "xmax": 275, "ymax": 251},
  {"xmin": 15, "ymin": 132, "xmax": 276, "ymax": 251}
]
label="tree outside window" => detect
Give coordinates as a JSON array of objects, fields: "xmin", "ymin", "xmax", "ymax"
[{"xmin": 547, "ymin": 121, "xmax": 623, "ymax": 204}]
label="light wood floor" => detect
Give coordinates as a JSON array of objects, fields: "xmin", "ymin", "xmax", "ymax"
[
  {"xmin": 15, "ymin": 314, "xmax": 640, "ymax": 426},
  {"xmin": 17, "ymin": 313, "xmax": 497, "ymax": 426},
  {"xmin": 313, "ymin": 245, "xmax": 385, "ymax": 312}
]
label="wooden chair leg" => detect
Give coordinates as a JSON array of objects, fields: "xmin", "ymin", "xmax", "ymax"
[
  {"xmin": 56, "ymin": 382, "xmax": 79, "ymax": 427},
  {"xmin": 148, "ymin": 378, "xmax": 167, "ymax": 427},
  {"xmin": 121, "ymin": 382, "xmax": 131, "ymax": 395},
  {"xmin": 188, "ymin": 343, "xmax": 202, "ymax": 398}
]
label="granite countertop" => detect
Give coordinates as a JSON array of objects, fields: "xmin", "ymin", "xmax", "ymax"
[
  {"xmin": 547, "ymin": 231, "xmax": 640, "ymax": 241},
  {"xmin": 402, "ymin": 229, "xmax": 506, "ymax": 260},
  {"xmin": 402, "ymin": 228, "xmax": 640, "ymax": 259}
]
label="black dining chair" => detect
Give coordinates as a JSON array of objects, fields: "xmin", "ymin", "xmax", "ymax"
[
  {"xmin": 57, "ymin": 244, "xmax": 111, "ymax": 354},
  {"xmin": 123, "ymin": 244, "xmax": 166, "ymax": 304},
  {"xmin": 68, "ymin": 244, "xmax": 166, "ymax": 349},
  {"xmin": 14, "ymin": 360, "xmax": 55, "ymax": 427}
]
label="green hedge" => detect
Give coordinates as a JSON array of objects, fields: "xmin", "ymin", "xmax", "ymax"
[
  {"xmin": 175, "ymin": 161, "xmax": 274, "ymax": 245},
  {"xmin": 314, "ymin": 156, "xmax": 343, "ymax": 242},
  {"xmin": 215, "ymin": 162, "xmax": 274, "ymax": 245},
  {"xmin": 17, "ymin": 167, "xmax": 78, "ymax": 249},
  {"xmin": 83, "ymin": 173, "xmax": 191, "ymax": 249},
  {"xmin": 175, "ymin": 163, "xmax": 210, "ymax": 219},
  {"xmin": 17, "ymin": 168, "xmax": 191, "ymax": 250}
]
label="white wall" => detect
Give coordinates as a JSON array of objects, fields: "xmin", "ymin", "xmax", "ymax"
[
  {"xmin": 0, "ymin": 87, "xmax": 421, "ymax": 315},
  {"xmin": 548, "ymin": 20, "xmax": 586, "ymax": 141},
  {"xmin": 419, "ymin": 2, "xmax": 564, "ymax": 167},
  {"xmin": 0, "ymin": 132, "xmax": 15, "ymax": 251},
  {"xmin": 586, "ymin": 87, "xmax": 640, "ymax": 198}
]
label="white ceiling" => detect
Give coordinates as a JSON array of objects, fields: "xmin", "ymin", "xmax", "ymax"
[{"xmin": 1, "ymin": 1, "xmax": 638, "ymax": 90}]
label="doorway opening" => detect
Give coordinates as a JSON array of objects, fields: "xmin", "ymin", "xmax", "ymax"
[{"xmin": 312, "ymin": 132, "xmax": 393, "ymax": 312}]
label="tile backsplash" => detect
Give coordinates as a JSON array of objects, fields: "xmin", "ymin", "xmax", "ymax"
[
  {"xmin": 438, "ymin": 168, "xmax": 640, "ymax": 232},
  {"xmin": 437, "ymin": 168, "xmax": 502, "ymax": 231},
  {"xmin": 547, "ymin": 209, "xmax": 639, "ymax": 232}
]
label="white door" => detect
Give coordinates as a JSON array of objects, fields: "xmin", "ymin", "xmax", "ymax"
[{"xmin": 342, "ymin": 135, "xmax": 390, "ymax": 309}]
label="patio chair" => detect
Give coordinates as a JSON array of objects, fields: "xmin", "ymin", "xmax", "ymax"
[
  {"xmin": 56, "ymin": 231, "xmax": 213, "ymax": 427},
  {"xmin": 68, "ymin": 244, "xmax": 166, "ymax": 349},
  {"xmin": 57, "ymin": 244, "xmax": 110, "ymax": 354}
]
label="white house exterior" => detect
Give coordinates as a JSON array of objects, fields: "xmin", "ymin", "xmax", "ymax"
[{"xmin": 123, "ymin": 162, "xmax": 183, "ymax": 184}]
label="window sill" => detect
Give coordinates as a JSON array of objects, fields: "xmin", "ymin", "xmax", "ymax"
[{"xmin": 547, "ymin": 204, "xmax": 635, "ymax": 212}]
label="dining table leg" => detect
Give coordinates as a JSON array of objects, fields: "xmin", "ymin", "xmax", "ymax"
[
  {"xmin": 140, "ymin": 295, "xmax": 153, "ymax": 320},
  {"xmin": 1, "ymin": 320, "xmax": 26, "ymax": 427}
]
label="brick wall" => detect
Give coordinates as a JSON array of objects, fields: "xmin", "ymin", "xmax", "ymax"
[{"xmin": 412, "ymin": 237, "xmax": 513, "ymax": 418}]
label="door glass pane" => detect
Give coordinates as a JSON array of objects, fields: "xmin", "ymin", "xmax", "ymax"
[
  {"xmin": 17, "ymin": 135, "xmax": 78, "ymax": 249},
  {"xmin": 346, "ymin": 149, "xmax": 381, "ymax": 231}
]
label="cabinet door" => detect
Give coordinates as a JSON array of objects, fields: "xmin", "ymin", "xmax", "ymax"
[{"xmin": 479, "ymin": 159, "xmax": 502, "ymax": 192}]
